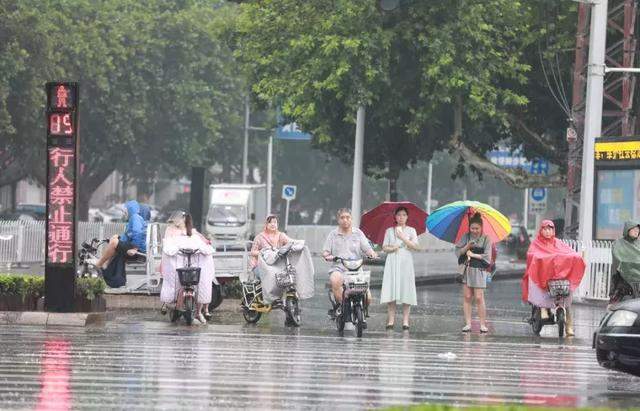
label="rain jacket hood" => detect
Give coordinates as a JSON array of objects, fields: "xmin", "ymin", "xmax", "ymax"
[
  {"xmin": 120, "ymin": 200, "xmax": 147, "ymax": 252},
  {"xmin": 612, "ymin": 219, "xmax": 640, "ymax": 284},
  {"xmin": 521, "ymin": 220, "xmax": 585, "ymax": 302}
]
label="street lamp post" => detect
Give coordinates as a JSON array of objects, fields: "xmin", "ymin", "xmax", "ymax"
[
  {"xmin": 351, "ymin": 105, "xmax": 366, "ymax": 227},
  {"xmin": 578, "ymin": 0, "xmax": 608, "ymax": 244},
  {"xmin": 242, "ymin": 96, "xmax": 250, "ymax": 184}
]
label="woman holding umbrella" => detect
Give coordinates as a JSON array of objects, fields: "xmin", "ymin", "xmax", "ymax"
[
  {"xmin": 380, "ymin": 206, "xmax": 421, "ymax": 330},
  {"xmin": 455, "ymin": 213, "xmax": 493, "ymax": 333},
  {"xmin": 427, "ymin": 201, "xmax": 511, "ymax": 334},
  {"xmin": 361, "ymin": 202, "xmax": 428, "ymax": 330}
]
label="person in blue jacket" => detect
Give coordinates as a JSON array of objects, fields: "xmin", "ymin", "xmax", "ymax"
[
  {"xmin": 91, "ymin": 200, "xmax": 147, "ymax": 287},
  {"xmin": 138, "ymin": 203, "xmax": 152, "ymax": 224}
]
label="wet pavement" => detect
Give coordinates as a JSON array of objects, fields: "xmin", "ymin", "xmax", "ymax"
[{"xmin": 1, "ymin": 279, "xmax": 639, "ymax": 409}]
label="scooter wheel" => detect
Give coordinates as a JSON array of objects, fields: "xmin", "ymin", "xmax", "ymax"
[
  {"xmin": 285, "ymin": 297, "xmax": 301, "ymax": 327},
  {"xmin": 355, "ymin": 305, "xmax": 364, "ymax": 338},
  {"xmin": 242, "ymin": 308, "xmax": 262, "ymax": 324},
  {"xmin": 170, "ymin": 309, "xmax": 180, "ymax": 323},
  {"xmin": 209, "ymin": 283, "xmax": 223, "ymax": 310},
  {"xmin": 184, "ymin": 310, "xmax": 193, "ymax": 326},
  {"xmin": 531, "ymin": 306, "xmax": 543, "ymax": 336},
  {"xmin": 336, "ymin": 309, "xmax": 345, "ymax": 335},
  {"xmin": 557, "ymin": 307, "xmax": 565, "ymax": 338}
]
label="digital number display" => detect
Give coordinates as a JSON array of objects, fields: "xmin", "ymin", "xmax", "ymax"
[{"xmin": 48, "ymin": 113, "xmax": 74, "ymax": 136}]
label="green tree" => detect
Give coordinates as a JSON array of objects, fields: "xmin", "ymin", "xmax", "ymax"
[
  {"xmin": 235, "ymin": 0, "xmax": 575, "ymax": 194},
  {"xmin": 0, "ymin": 0, "xmax": 247, "ymax": 216}
]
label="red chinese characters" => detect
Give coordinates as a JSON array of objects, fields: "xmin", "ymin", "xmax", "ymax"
[{"xmin": 47, "ymin": 148, "xmax": 75, "ymax": 264}]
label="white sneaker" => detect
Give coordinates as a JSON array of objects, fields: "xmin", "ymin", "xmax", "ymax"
[{"xmin": 197, "ymin": 313, "xmax": 207, "ymax": 324}]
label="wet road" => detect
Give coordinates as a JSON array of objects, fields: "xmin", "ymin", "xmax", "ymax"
[{"xmin": 1, "ymin": 280, "xmax": 639, "ymax": 409}]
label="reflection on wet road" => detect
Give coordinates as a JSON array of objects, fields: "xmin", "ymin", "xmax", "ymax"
[{"xmin": 0, "ymin": 280, "xmax": 639, "ymax": 409}]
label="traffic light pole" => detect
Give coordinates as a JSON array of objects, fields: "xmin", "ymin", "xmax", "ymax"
[{"xmin": 578, "ymin": 0, "xmax": 608, "ymax": 244}]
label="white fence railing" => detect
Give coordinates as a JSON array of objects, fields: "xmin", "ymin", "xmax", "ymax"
[
  {"xmin": 0, "ymin": 220, "xmax": 614, "ymax": 302},
  {"xmin": 564, "ymin": 239, "xmax": 613, "ymax": 301},
  {"xmin": 0, "ymin": 221, "xmax": 129, "ymax": 266}
]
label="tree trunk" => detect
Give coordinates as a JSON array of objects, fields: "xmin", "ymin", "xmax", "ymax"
[
  {"xmin": 77, "ymin": 165, "xmax": 116, "ymax": 221},
  {"xmin": 388, "ymin": 166, "xmax": 400, "ymax": 202},
  {"xmin": 10, "ymin": 181, "xmax": 17, "ymax": 211}
]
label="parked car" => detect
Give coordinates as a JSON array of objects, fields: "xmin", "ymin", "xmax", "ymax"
[
  {"xmin": 594, "ymin": 298, "xmax": 640, "ymax": 377},
  {"xmin": 501, "ymin": 224, "xmax": 530, "ymax": 260}
]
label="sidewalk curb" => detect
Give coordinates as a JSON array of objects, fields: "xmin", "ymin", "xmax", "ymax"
[
  {"xmin": 0, "ymin": 311, "xmax": 106, "ymax": 327},
  {"xmin": 103, "ymin": 294, "xmax": 241, "ymax": 311}
]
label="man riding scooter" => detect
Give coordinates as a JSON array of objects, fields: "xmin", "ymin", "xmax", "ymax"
[{"xmin": 322, "ymin": 208, "xmax": 378, "ymax": 322}]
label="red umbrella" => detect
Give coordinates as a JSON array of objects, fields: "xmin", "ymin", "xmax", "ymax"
[{"xmin": 360, "ymin": 201, "xmax": 428, "ymax": 245}]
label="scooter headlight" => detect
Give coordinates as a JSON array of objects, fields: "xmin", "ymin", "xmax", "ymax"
[
  {"xmin": 342, "ymin": 259, "xmax": 363, "ymax": 271},
  {"xmin": 606, "ymin": 310, "xmax": 638, "ymax": 327}
]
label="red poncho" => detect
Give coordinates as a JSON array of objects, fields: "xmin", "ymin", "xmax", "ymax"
[{"xmin": 521, "ymin": 220, "xmax": 586, "ymax": 302}]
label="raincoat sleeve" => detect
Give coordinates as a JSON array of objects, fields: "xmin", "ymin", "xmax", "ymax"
[{"xmin": 120, "ymin": 216, "xmax": 143, "ymax": 247}]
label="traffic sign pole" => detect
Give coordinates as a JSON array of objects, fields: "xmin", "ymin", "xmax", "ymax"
[
  {"xmin": 281, "ymin": 185, "xmax": 297, "ymax": 232},
  {"xmin": 284, "ymin": 199, "xmax": 291, "ymax": 232}
]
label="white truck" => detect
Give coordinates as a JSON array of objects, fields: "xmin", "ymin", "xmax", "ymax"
[{"xmin": 205, "ymin": 184, "xmax": 267, "ymax": 245}]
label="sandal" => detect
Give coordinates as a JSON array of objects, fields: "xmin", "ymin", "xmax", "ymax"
[
  {"xmin": 480, "ymin": 325, "xmax": 489, "ymax": 333},
  {"xmin": 386, "ymin": 324, "xmax": 394, "ymax": 330},
  {"xmin": 462, "ymin": 325, "xmax": 471, "ymax": 333}
]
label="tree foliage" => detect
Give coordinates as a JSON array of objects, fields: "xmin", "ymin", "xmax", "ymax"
[
  {"xmin": 0, "ymin": 0, "xmax": 246, "ymax": 210},
  {"xmin": 235, "ymin": 0, "xmax": 577, "ymax": 190}
]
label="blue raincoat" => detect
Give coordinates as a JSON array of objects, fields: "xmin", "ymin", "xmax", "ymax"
[
  {"xmin": 119, "ymin": 200, "xmax": 147, "ymax": 252},
  {"xmin": 139, "ymin": 204, "xmax": 151, "ymax": 222}
]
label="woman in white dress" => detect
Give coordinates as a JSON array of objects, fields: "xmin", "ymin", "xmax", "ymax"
[
  {"xmin": 380, "ymin": 206, "xmax": 420, "ymax": 330},
  {"xmin": 160, "ymin": 211, "xmax": 216, "ymax": 324}
]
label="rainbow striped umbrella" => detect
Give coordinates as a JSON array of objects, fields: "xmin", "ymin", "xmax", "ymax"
[{"xmin": 425, "ymin": 200, "xmax": 511, "ymax": 244}]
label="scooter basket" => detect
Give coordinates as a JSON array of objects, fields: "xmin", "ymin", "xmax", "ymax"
[
  {"xmin": 275, "ymin": 270, "xmax": 295, "ymax": 288},
  {"xmin": 242, "ymin": 280, "xmax": 262, "ymax": 295},
  {"xmin": 547, "ymin": 279, "xmax": 570, "ymax": 297},
  {"xmin": 177, "ymin": 267, "xmax": 201, "ymax": 287}
]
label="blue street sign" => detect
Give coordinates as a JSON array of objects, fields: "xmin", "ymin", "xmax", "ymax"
[
  {"xmin": 276, "ymin": 122, "xmax": 312, "ymax": 140},
  {"xmin": 276, "ymin": 109, "xmax": 312, "ymax": 141},
  {"xmin": 282, "ymin": 185, "xmax": 297, "ymax": 200},
  {"xmin": 531, "ymin": 188, "xmax": 546, "ymax": 202},
  {"xmin": 487, "ymin": 147, "xmax": 549, "ymax": 175}
]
